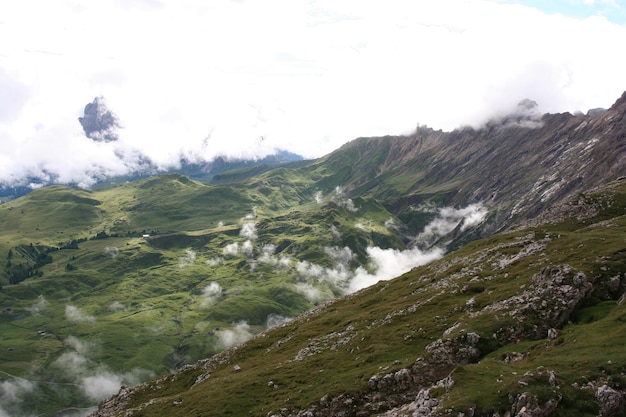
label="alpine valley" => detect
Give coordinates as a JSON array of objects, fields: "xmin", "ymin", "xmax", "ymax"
[{"xmin": 2, "ymin": 92, "xmax": 626, "ymax": 417}]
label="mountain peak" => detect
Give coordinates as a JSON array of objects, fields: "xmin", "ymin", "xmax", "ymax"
[{"xmin": 78, "ymin": 96, "xmax": 120, "ymax": 142}]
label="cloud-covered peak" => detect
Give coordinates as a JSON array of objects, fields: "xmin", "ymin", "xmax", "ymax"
[{"xmin": 78, "ymin": 96, "xmax": 120, "ymax": 142}]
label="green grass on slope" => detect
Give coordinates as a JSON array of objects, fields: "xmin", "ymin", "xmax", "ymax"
[
  {"xmin": 109, "ymin": 184, "xmax": 626, "ymax": 417},
  {"xmin": 0, "ymin": 173, "xmax": 411, "ymax": 416}
]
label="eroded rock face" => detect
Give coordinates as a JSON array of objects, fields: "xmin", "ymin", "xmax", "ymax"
[
  {"xmin": 79, "ymin": 96, "xmax": 120, "ymax": 142},
  {"xmin": 485, "ymin": 265, "xmax": 592, "ymax": 343},
  {"xmin": 596, "ymin": 385, "xmax": 625, "ymax": 417}
]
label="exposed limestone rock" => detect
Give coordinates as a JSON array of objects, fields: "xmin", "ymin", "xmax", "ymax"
[
  {"xmin": 596, "ymin": 385, "xmax": 625, "ymax": 417},
  {"xmin": 483, "ymin": 265, "xmax": 592, "ymax": 343},
  {"xmin": 508, "ymin": 392, "xmax": 560, "ymax": 417},
  {"xmin": 79, "ymin": 96, "xmax": 120, "ymax": 142}
]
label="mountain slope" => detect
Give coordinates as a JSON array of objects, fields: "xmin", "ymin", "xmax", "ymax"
[
  {"xmin": 2, "ymin": 92, "xmax": 626, "ymax": 416},
  {"xmin": 301, "ymin": 92, "xmax": 626, "ymax": 243},
  {"xmin": 90, "ymin": 179, "xmax": 626, "ymax": 417}
]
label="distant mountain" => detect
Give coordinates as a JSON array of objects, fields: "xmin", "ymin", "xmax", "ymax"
[
  {"xmin": 1, "ymin": 91, "xmax": 626, "ymax": 417},
  {"xmin": 79, "ymin": 96, "xmax": 121, "ymax": 142},
  {"xmin": 0, "ymin": 150, "xmax": 305, "ymax": 200}
]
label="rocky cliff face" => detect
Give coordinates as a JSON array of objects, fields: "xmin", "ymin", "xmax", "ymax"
[
  {"xmin": 78, "ymin": 96, "xmax": 120, "ymax": 142},
  {"xmin": 311, "ymin": 91, "xmax": 626, "ymax": 244}
]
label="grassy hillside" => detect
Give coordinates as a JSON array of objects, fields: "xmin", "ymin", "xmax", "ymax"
[
  {"xmin": 2, "ymin": 91, "xmax": 626, "ymax": 416},
  {"xmin": 0, "ymin": 172, "xmax": 439, "ymax": 416},
  {"xmin": 90, "ymin": 179, "xmax": 626, "ymax": 417}
]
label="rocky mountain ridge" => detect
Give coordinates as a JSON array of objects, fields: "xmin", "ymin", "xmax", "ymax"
[{"xmin": 304, "ymin": 91, "xmax": 626, "ymax": 243}]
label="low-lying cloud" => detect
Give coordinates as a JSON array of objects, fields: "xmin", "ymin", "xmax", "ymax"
[
  {"xmin": 0, "ymin": 378, "xmax": 36, "ymax": 417},
  {"xmin": 200, "ymin": 281, "xmax": 223, "ymax": 309},
  {"xmin": 107, "ymin": 300, "xmax": 126, "ymax": 312},
  {"xmin": 52, "ymin": 336, "xmax": 153, "ymax": 403},
  {"xmin": 414, "ymin": 203, "xmax": 488, "ymax": 247},
  {"xmin": 28, "ymin": 294, "xmax": 48, "ymax": 315},
  {"xmin": 349, "ymin": 246, "xmax": 444, "ymax": 292},
  {"xmin": 178, "ymin": 249, "xmax": 197, "ymax": 269},
  {"xmin": 65, "ymin": 305, "xmax": 96, "ymax": 325},
  {"xmin": 104, "ymin": 246, "xmax": 120, "ymax": 259},
  {"xmin": 216, "ymin": 321, "xmax": 253, "ymax": 349},
  {"xmin": 266, "ymin": 314, "xmax": 293, "ymax": 329},
  {"xmin": 240, "ymin": 222, "xmax": 258, "ymax": 240}
]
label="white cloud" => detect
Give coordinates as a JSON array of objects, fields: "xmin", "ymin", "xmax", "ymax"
[
  {"xmin": 325, "ymin": 246, "xmax": 356, "ymax": 264},
  {"xmin": 266, "ymin": 314, "xmax": 293, "ymax": 329},
  {"xmin": 65, "ymin": 305, "xmax": 96, "ymax": 325},
  {"xmin": 258, "ymin": 244, "xmax": 278, "ymax": 264},
  {"xmin": 240, "ymin": 222, "xmax": 258, "ymax": 240},
  {"xmin": 104, "ymin": 246, "xmax": 119, "ymax": 259},
  {"xmin": 294, "ymin": 282, "xmax": 331, "ymax": 303},
  {"xmin": 81, "ymin": 372, "xmax": 124, "ymax": 401},
  {"xmin": 0, "ymin": 378, "xmax": 35, "ymax": 408},
  {"xmin": 206, "ymin": 257, "xmax": 223, "ymax": 267},
  {"xmin": 202, "ymin": 282, "xmax": 223, "ymax": 298},
  {"xmin": 178, "ymin": 249, "xmax": 197, "ymax": 268},
  {"xmin": 1, "ymin": 1, "xmax": 624, "ymax": 186},
  {"xmin": 415, "ymin": 203, "xmax": 488, "ymax": 245},
  {"xmin": 216, "ymin": 321, "xmax": 253, "ymax": 349},
  {"xmin": 28, "ymin": 294, "xmax": 48, "ymax": 315},
  {"xmin": 349, "ymin": 246, "xmax": 445, "ymax": 292},
  {"xmin": 200, "ymin": 281, "xmax": 223, "ymax": 309},
  {"xmin": 52, "ymin": 337, "xmax": 154, "ymax": 404},
  {"xmin": 108, "ymin": 301, "xmax": 126, "ymax": 312},
  {"xmin": 241, "ymin": 240, "xmax": 254, "ymax": 257},
  {"xmin": 223, "ymin": 242, "xmax": 239, "ymax": 257},
  {"xmin": 65, "ymin": 335, "xmax": 96, "ymax": 356}
]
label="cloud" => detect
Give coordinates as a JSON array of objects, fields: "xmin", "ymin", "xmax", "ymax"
[
  {"xmin": 65, "ymin": 335, "xmax": 96, "ymax": 356},
  {"xmin": 241, "ymin": 240, "xmax": 254, "ymax": 257},
  {"xmin": 266, "ymin": 314, "xmax": 293, "ymax": 329},
  {"xmin": 258, "ymin": 244, "xmax": 278, "ymax": 264},
  {"xmin": 0, "ymin": 378, "xmax": 35, "ymax": 408},
  {"xmin": 240, "ymin": 222, "xmax": 258, "ymax": 240},
  {"xmin": 104, "ymin": 246, "xmax": 119, "ymax": 259},
  {"xmin": 0, "ymin": 68, "xmax": 30, "ymax": 123},
  {"xmin": 178, "ymin": 249, "xmax": 196, "ymax": 268},
  {"xmin": 349, "ymin": 246, "xmax": 445, "ymax": 292},
  {"xmin": 206, "ymin": 257, "xmax": 223, "ymax": 267},
  {"xmin": 202, "ymin": 282, "xmax": 223, "ymax": 298},
  {"xmin": 216, "ymin": 321, "xmax": 253, "ymax": 349},
  {"xmin": 108, "ymin": 300, "xmax": 126, "ymax": 312},
  {"xmin": 28, "ymin": 294, "xmax": 48, "ymax": 315},
  {"xmin": 324, "ymin": 246, "xmax": 356, "ymax": 264},
  {"xmin": 223, "ymin": 242, "xmax": 240, "ymax": 257},
  {"xmin": 1, "ymin": 1, "xmax": 624, "ymax": 187},
  {"xmin": 65, "ymin": 305, "xmax": 96, "ymax": 325},
  {"xmin": 200, "ymin": 282, "xmax": 223, "ymax": 309},
  {"xmin": 52, "ymin": 336, "xmax": 154, "ymax": 404},
  {"xmin": 294, "ymin": 282, "xmax": 332, "ymax": 303},
  {"xmin": 414, "ymin": 203, "xmax": 488, "ymax": 246},
  {"xmin": 81, "ymin": 372, "xmax": 124, "ymax": 402},
  {"xmin": 242, "ymin": 208, "xmax": 258, "ymax": 220}
]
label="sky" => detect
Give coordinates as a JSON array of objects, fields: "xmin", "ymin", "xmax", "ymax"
[{"xmin": 1, "ymin": 0, "xmax": 626, "ymax": 187}]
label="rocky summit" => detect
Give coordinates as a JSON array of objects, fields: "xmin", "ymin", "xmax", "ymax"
[{"xmin": 78, "ymin": 96, "xmax": 120, "ymax": 142}]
